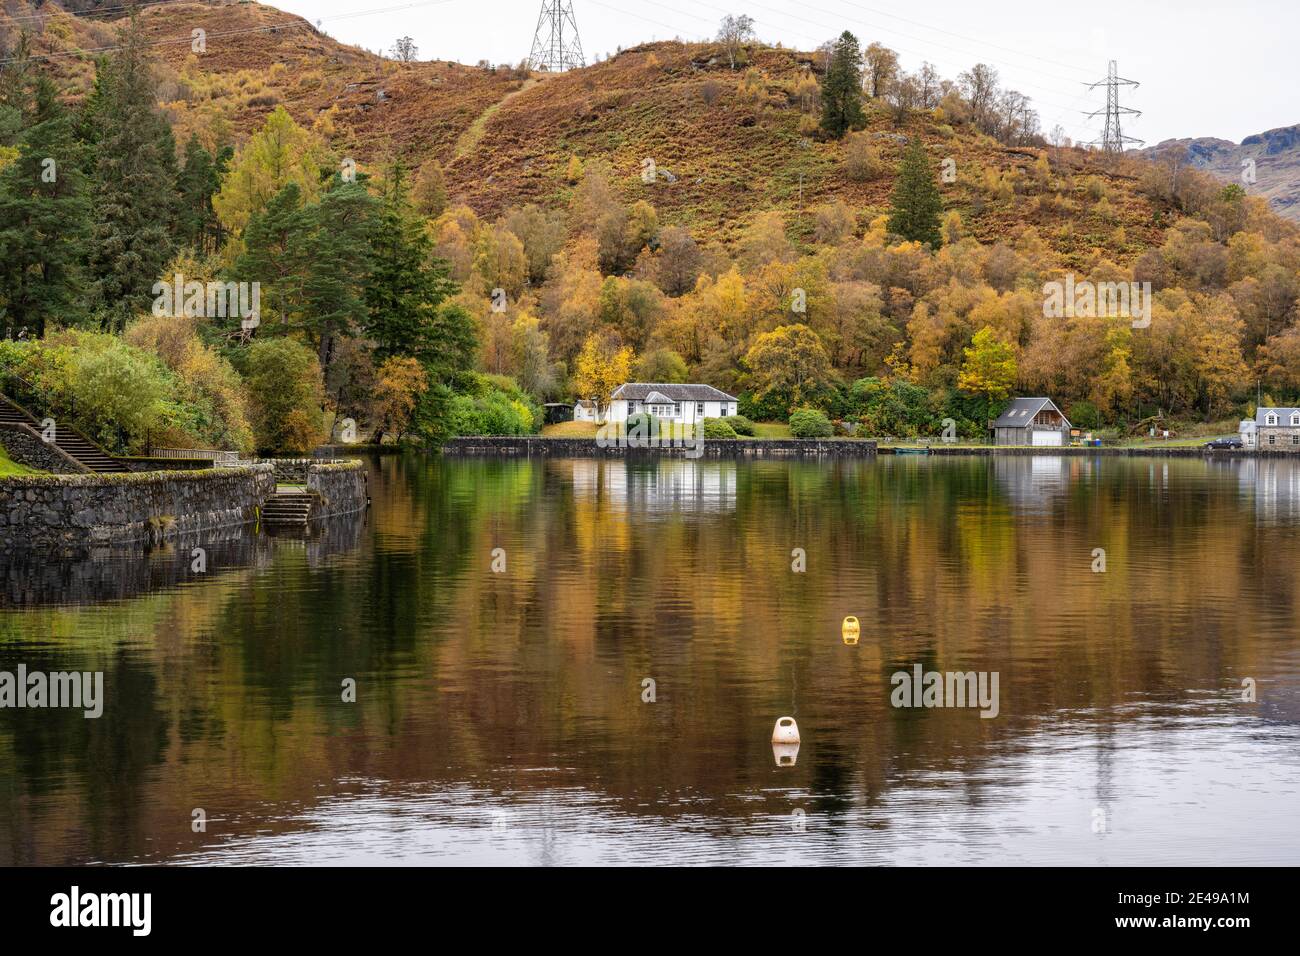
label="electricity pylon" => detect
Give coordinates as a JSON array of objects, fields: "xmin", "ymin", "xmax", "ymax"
[
  {"xmin": 528, "ymin": 1, "xmax": 586, "ymax": 72},
  {"xmin": 1085, "ymin": 60, "xmax": 1143, "ymax": 153}
]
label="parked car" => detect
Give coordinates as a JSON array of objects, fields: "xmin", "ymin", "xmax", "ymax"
[{"xmin": 1203, "ymin": 437, "xmax": 1243, "ymax": 450}]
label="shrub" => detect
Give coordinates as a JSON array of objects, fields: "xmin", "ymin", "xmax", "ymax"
[
  {"xmin": 849, "ymin": 377, "xmax": 931, "ymax": 437},
  {"xmin": 66, "ymin": 339, "xmax": 169, "ymax": 453},
  {"xmin": 124, "ymin": 313, "xmax": 254, "ymax": 453},
  {"xmin": 739, "ymin": 389, "xmax": 791, "ymax": 422},
  {"xmin": 726, "ymin": 414, "xmax": 756, "ymax": 436},
  {"xmin": 444, "ymin": 375, "xmax": 540, "ymax": 437},
  {"xmin": 843, "ymin": 131, "xmax": 881, "ymax": 182},
  {"xmin": 1067, "ymin": 400, "xmax": 1101, "ymax": 430},
  {"xmin": 244, "ymin": 337, "xmax": 326, "ymax": 453},
  {"xmin": 702, "ymin": 417, "xmax": 738, "ymax": 439},
  {"xmin": 1, "ymin": 332, "xmax": 257, "ymax": 455},
  {"xmin": 788, "ymin": 407, "xmax": 833, "ymax": 438}
]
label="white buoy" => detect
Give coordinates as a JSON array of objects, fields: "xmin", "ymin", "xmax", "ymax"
[
  {"xmin": 771, "ymin": 716, "xmax": 800, "ymax": 744},
  {"xmin": 772, "ymin": 741, "xmax": 800, "ymax": 767}
]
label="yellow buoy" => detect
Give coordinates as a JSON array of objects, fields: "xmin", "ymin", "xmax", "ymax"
[{"xmin": 842, "ymin": 615, "xmax": 860, "ymax": 645}]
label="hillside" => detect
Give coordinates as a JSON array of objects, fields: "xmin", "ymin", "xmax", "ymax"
[
  {"xmin": 13, "ymin": 0, "xmax": 1173, "ymax": 267},
  {"xmin": 1140, "ymin": 125, "xmax": 1300, "ymax": 223},
  {"xmin": 2, "ymin": 0, "xmax": 1298, "ymax": 454}
]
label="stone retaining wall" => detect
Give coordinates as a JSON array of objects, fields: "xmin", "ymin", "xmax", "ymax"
[
  {"xmin": 441, "ymin": 436, "xmax": 879, "ymax": 458},
  {"xmin": 0, "ymin": 464, "xmax": 276, "ymax": 553},
  {"xmin": 921, "ymin": 446, "xmax": 1279, "ymax": 458},
  {"xmin": 306, "ymin": 460, "xmax": 368, "ymax": 517},
  {"xmin": 0, "ymin": 422, "xmax": 89, "ymax": 474}
]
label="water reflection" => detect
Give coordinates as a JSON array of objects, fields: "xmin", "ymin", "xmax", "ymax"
[
  {"xmin": 1, "ymin": 453, "xmax": 1298, "ymax": 865},
  {"xmin": 566, "ymin": 458, "xmax": 738, "ymax": 513},
  {"xmin": 0, "ymin": 513, "xmax": 367, "ymax": 608}
]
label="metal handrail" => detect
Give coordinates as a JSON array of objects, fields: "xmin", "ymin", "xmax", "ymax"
[{"xmin": 0, "ymin": 365, "xmax": 75, "ymax": 421}]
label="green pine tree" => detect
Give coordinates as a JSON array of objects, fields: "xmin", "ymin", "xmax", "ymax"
[
  {"xmin": 84, "ymin": 16, "xmax": 179, "ymax": 330},
  {"xmin": 364, "ymin": 162, "xmax": 458, "ymax": 363},
  {"xmin": 819, "ymin": 31, "xmax": 865, "ymax": 139},
  {"xmin": 236, "ymin": 176, "xmax": 378, "ymax": 375},
  {"xmin": 177, "ymin": 134, "xmax": 230, "ymax": 254},
  {"xmin": 0, "ymin": 77, "xmax": 91, "ymax": 337},
  {"xmin": 300, "ymin": 178, "xmax": 378, "ymax": 371},
  {"xmin": 236, "ymin": 180, "xmax": 311, "ymax": 327},
  {"xmin": 888, "ymin": 138, "xmax": 944, "ymax": 247}
]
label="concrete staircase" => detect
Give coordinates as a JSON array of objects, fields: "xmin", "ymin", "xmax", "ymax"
[
  {"xmin": 0, "ymin": 396, "xmax": 128, "ymax": 473},
  {"xmin": 261, "ymin": 491, "xmax": 315, "ymax": 527}
]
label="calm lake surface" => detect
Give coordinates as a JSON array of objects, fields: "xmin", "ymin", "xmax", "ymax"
[{"xmin": 2, "ymin": 453, "xmax": 1299, "ymax": 866}]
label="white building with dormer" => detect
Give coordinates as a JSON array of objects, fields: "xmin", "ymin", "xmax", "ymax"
[
  {"xmin": 604, "ymin": 383, "xmax": 738, "ymax": 425},
  {"xmin": 1253, "ymin": 407, "xmax": 1300, "ymax": 450}
]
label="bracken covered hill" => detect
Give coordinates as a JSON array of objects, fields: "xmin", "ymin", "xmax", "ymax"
[{"xmin": 12, "ymin": 0, "xmax": 1178, "ymax": 268}]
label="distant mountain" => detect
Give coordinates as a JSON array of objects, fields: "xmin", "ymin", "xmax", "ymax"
[{"xmin": 1140, "ymin": 125, "xmax": 1300, "ymax": 221}]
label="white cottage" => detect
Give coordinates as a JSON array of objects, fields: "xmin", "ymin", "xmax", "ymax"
[{"xmin": 606, "ymin": 383, "xmax": 738, "ymax": 425}]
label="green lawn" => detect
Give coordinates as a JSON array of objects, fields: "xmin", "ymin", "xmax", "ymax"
[
  {"xmin": 0, "ymin": 447, "xmax": 39, "ymax": 477},
  {"xmin": 542, "ymin": 421, "xmax": 599, "ymax": 438},
  {"xmin": 751, "ymin": 422, "xmax": 792, "ymax": 439}
]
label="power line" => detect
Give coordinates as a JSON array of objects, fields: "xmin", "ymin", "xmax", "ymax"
[
  {"xmin": 830, "ymin": 0, "xmax": 1100, "ymax": 77},
  {"xmin": 615, "ymin": 0, "xmax": 1098, "ymax": 138}
]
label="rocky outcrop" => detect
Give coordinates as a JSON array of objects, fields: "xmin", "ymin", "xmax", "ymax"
[{"xmin": 1141, "ymin": 124, "xmax": 1300, "ymax": 221}]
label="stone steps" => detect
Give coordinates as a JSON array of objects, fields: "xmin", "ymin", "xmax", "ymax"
[
  {"xmin": 262, "ymin": 492, "xmax": 315, "ymax": 527},
  {"xmin": 0, "ymin": 397, "xmax": 128, "ymax": 473}
]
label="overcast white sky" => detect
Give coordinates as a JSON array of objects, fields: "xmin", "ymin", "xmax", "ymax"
[{"xmin": 274, "ymin": 0, "xmax": 1295, "ymax": 145}]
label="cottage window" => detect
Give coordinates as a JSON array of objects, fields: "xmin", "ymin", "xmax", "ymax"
[
  {"xmin": 696, "ymin": 402, "xmax": 705, "ymax": 416},
  {"xmin": 1292, "ymin": 414, "xmax": 1300, "ymax": 426},
  {"xmin": 720, "ymin": 405, "xmax": 729, "ymax": 416},
  {"xmin": 1266, "ymin": 414, "xmax": 1278, "ymax": 425},
  {"xmin": 1269, "ymin": 434, "xmax": 1276, "ymax": 445}
]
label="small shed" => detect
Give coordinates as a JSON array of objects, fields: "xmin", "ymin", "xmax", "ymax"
[
  {"xmin": 990, "ymin": 397, "xmax": 1072, "ymax": 446},
  {"xmin": 573, "ymin": 399, "xmax": 600, "ymax": 423},
  {"xmin": 542, "ymin": 402, "xmax": 574, "ymax": 425}
]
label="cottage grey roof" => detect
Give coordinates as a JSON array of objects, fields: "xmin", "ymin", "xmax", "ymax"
[
  {"xmin": 991, "ymin": 397, "xmax": 1070, "ymax": 429},
  {"xmin": 1256, "ymin": 407, "xmax": 1300, "ymax": 426},
  {"xmin": 612, "ymin": 383, "xmax": 738, "ymax": 402}
]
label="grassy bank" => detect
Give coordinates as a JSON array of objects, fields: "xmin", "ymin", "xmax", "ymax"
[{"xmin": 0, "ymin": 447, "xmax": 39, "ymax": 477}]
